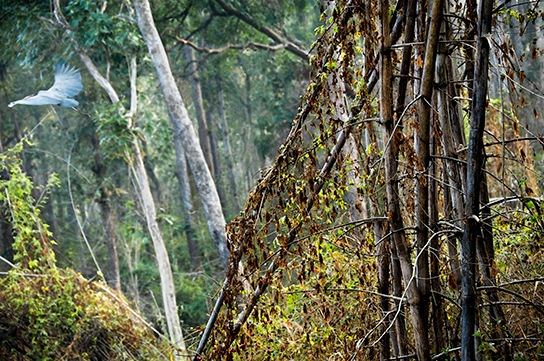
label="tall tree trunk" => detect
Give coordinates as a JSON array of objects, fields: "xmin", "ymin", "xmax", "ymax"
[
  {"xmin": 390, "ymin": 1, "xmax": 416, "ymax": 354},
  {"xmin": 174, "ymin": 141, "xmax": 201, "ymax": 270},
  {"xmin": 378, "ymin": 233, "xmax": 391, "ymax": 361},
  {"xmin": 91, "ymin": 134, "xmax": 121, "ymax": 292},
  {"xmin": 202, "ymin": 87, "xmax": 227, "ymax": 208},
  {"xmin": 416, "ymin": 0, "xmax": 443, "ymax": 325},
  {"xmin": 430, "ymin": 127, "xmax": 446, "ymax": 359},
  {"xmin": 217, "ymin": 78, "xmax": 240, "ymax": 213},
  {"xmin": 479, "ymin": 171, "xmax": 512, "ymax": 360},
  {"xmin": 52, "ymin": 0, "xmax": 189, "ymax": 348},
  {"xmin": 379, "ymin": 0, "xmax": 430, "ymax": 358},
  {"xmin": 185, "ymin": 45, "xmax": 214, "ymax": 174},
  {"xmin": 437, "ymin": 47, "xmax": 463, "ymax": 291},
  {"xmin": 131, "ymin": 141, "xmax": 187, "ymax": 355},
  {"xmin": 461, "ymin": 0, "xmax": 493, "ymax": 359},
  {"xmin": 133, "ymin": 0, "xmax": 230, "ymax": 269}
]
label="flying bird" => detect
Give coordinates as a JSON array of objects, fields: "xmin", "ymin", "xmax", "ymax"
[{"xmin": 8, "ymin": 61, "xmax": 83, "ymax": 110}]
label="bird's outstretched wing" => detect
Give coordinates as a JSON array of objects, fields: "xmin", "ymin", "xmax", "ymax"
[
  {"xmin": 8, "ymin": 61, "xmax": 83, "ymax": 108},
  {"xmin": 48, "ymin": 61, "xmax": 83, "ymax": 98}
]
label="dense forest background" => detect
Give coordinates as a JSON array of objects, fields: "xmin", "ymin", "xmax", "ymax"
[{"xmin": 1, "ymin": 0, "xmax": 544, "ymax": 360}]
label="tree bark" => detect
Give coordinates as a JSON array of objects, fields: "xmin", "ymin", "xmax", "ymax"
[
  {"xmin": 131, "ymin": 141, "xmax": 187, "ymax": 355},
  {"xmin": 185, "ymin": 46, "xmax": 214, "ymax": 174},
  {"xmin": 437, "ymin": 49, "xmax": 463, "ymax": 291},
  {"xmin": 90, "ymin": 133, "xmax": 121, "ymax": 292},
  {"xmin": 416, "ymin": 0, "xmax": 443, "ymax": 324},
  {"xmin": 461, "ymin": 0, "xmax": 493, "ymax": 359},
  {"xmin": 173, "ymin": 140, "xmax": 201, "ymax": 270},
  {"xmin": 133, "ymin": 0, "xmax": 230, "ymax": 269},
  {"xmin": 217, "ymin": 78, "xmax": 240, "ymax": 213},
  {"xmin": 379, "ymin": 0, "xmax": 430, "ymax": 359}
]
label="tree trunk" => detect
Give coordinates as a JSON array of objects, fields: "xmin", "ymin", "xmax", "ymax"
[
  {"xmin": 52, "ymin": 0, "xmax": 189, "ymax": 348},
  {"xmin": 437, "ymin": 49, "xmax": 463, "ymax": 291},
  {"xmin": 461, "ymin": 0, "xmax": 493, "ymax": 359},
  {"xmin": 416, "ymin": 0, "xmax": 443, "ymax": 324},
  {"xmin": 379, "ymin": 0, "xmax": 430, "ymax": 358},
  {"xmin": 131, "ymin": 141, "xmax": 187, "ymax": 355},
  {"xmin": 173, "ymin": 140, "xmax": 201, "ymax": 270},
  {"xmin": 217, "ymin": 78, "xmax": 240, "ymax": 213},
  {"xmin": 91, "ymin": 134, "xmax": 121, "ymax": 292},
  {"xmin": 185, "ymin": 45, "xmax": 214, "ymax": 174},
  {"xmin": 202, "ymin": 87, "xmax": 227, "ymax": 208},
  {"xmin": 133, "ymin": 0, "xmax": 230, "ymax": 269},
  {"xmin": 430, "ymin": 127, "xmax": 446, "ymax": 359}
]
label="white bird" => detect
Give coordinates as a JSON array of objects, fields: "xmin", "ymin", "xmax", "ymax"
[{"xmin": 9, "ymin": 61, "xmax": 83, "ymax": 109}]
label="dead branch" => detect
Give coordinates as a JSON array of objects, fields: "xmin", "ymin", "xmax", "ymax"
[{"xmin": 174, "ymin": 36, "xmax": 288, "ymax": 54}]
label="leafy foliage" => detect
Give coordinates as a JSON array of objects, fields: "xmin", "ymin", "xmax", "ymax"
[{"xmin": 0, "ymin": 148, "xmax": 166, "ymax": 360}]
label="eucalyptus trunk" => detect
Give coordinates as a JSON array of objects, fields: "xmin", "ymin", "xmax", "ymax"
[
  {"xmin": 217, "ymin": 79, "xmax": 240, "ymax": 213},
  {"xmin": 185, "ymin": 45, "xmax": 214, "ymax": 174},
  {"xmin": 131, "ymin": 141, "xmax": 187, "ymax": 355},
  {"xmin": 173, "ymin": 140, "xmax": 201, "ymax": 270},
  {"xmin": 133, "ymin": 0, "xmax": 230, "ymax": 269}
]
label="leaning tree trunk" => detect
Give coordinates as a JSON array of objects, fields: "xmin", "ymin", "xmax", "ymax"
[
  {"xmin": 52, "ymin": 2, "xmax": 189, "ymax": 352},
  {"xmin": 133, "ymin": 0, "xmax": 230, "ymax": 269},
  {"xmin": 461, "ymin": 0, "xmax": 493, "ymax": 359}
]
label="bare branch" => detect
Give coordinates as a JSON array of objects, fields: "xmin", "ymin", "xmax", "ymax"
[
  {"xmin": 212, "ymin": 0, "xmax": 309, "ymax": 61},
  {"xmin": 174, "ymin": 36, "xmax": 288, "ymax": 54}
]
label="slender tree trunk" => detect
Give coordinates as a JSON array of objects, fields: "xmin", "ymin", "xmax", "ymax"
[
  {"xmin": 430, "ymin": 127, "xmax": 446, "ymax": 359},
  {"xmin": 462, "ymin": 0, "xmax": 493, "ymax": 359},
  {"xmin": 437, "ymin": 49, "xmax": 463, "ymax": 291},
  {"xmin": 202, "ymin": 88, "xmax": 227, "ymax": 208},
  {"xmin": 378, "ymin": 234, "xmax": 391, "ymax": 361},
  {"xmin": 479, "ymin": 171, "xmax": 512, "ymax": 360},
  {"xmin": 379, "ymin": 0, "xmax": 430, "ymax": 358},
  {"xmin": 131, "ymin": 141, "xmax": 187, "ymax": 355},
  {"xmin": 185, "ymin": 45, "xmax": 214, "ymax": 174},
  {"xmin": 217, "ymin": 78, "xmax": 240, "ymax": 213},
  {"xmin": 91, "ymin": 134, "xmax": 121, "ymax": 292},
  {"xmin": 416, "ymin": 0, "xmax": 443, "ymax": 325},
  {"xmin": 390, "ymin": 1, "xmax": 416, "ymax": 354},
  {"xmin": 133, "ymin": 0, "xmax": 230, "ymax": 269},
  {"xmin": 324, "ymin": 1, "xmax": 362, "ymax": 225},
  {"xmin": 52, "ymin": 0, "xmax": 190, "ymax": 346},
  {"xmin": 174, "ymin": 140, "xmax": 201, "ymax": 270}
]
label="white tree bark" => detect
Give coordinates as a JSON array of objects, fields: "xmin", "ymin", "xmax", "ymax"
[
  {"xmin": 133, "ymin": 0, "xmax": 230, "ymax": 268},
  {"xmin": 130, "ymin": 142, "xmax": 186, "ymax": 355}
]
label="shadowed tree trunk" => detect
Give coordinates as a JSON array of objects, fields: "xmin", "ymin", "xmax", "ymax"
[
  {"xmin": 202, "ymin": 87, "xmax": 227, "ymax": 208},
  {"xmin": 379, "ymin": 0, "xmax": 430, "ymax": 358},
  {"xmin": 416, "ymin": 0, "xmax": 443, "ymax": 324},
  {"xmin": 217, "ymin": 78, "xmax": 240, "ymax": 213},
  {"xmin": 174, "ymin": 142, "xmax": 201, "ymax": 270},
  {"xmin": 185, "ymin": 45, "xmax": 214, "ymax": 174},
  {"xmin": 462, "ymin": 0, "xmax": 493, "ymax": 359},
  {"xmin": 91, "ymin": 134, "xmax": 120, "ymax": 292}
]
